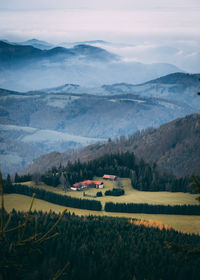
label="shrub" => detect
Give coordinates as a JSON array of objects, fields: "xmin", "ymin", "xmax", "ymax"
[
  {"xmin": 96, "ymin": 191, "xmax": 103, "ymax": 197},
  {"xmin": 105, "ymin": 188, "xmax": 125, "ymax": 196}
]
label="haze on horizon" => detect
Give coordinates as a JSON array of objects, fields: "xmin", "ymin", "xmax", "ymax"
[
  {"xmin": 0, "ymin": 0, "xmax": 200, "ymax": 72},
  {"xmin": 1, "ymin": 0, "xmax": 200, "ymax": 40}
]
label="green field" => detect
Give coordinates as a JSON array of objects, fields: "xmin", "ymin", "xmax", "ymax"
[{"xmin": 4, "ymin": 193, "xmax": 200, "ymax": 235}]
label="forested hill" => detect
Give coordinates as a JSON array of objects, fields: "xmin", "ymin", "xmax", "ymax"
[{"xmin": 24, "ymin": 114, "xmax": 200, "ymax": 177}]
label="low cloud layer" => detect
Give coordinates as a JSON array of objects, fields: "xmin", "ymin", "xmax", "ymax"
[
  {"xmin": 93, "ymin": 42, "xmax": 200, "ymax": 73},
  {"xmin": 0, "ymin": 7, "xmax": 200, "ymax": 42}
]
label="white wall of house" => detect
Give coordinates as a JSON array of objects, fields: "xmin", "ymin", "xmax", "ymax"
[
  {"xmin": 96, "ymin": 184, "xmax": 104, "ymax": 189},
  {"xmin": 71, "ymin": 187, "xmax": 78, "ymax": 191}
]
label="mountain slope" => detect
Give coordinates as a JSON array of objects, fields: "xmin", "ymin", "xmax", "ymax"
[
  {"xmin": 24, "ymin": 114, "xmax": 200, "ymax": 177},
  {"xmin": 101, "ymin": 72, "xmax": 200, "ymax": 110},
  {"xmin": 0, "ymin": 87, "xmax": 194, "ymax": 138},
  {"xmin": 41, "ymin": 73, "xmax": 200, "ymax": 110}
]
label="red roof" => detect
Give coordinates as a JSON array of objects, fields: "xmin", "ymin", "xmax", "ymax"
[
  {"xmin": 73, "ymin": 183, "xmax": 81, "ymax": 188},
  {"xmin": 93, "ymin": 181, "xmax": 103, "ymax": 185},
  {"xmin": 73, "ymin": 180, "xmax": 103, "ymax": 188},
  {"xmin": 103, "ymin": 175, "xmax": 116, "ymax": 179},
  {"xmin": 82, "ymin": 180, "xmax": 92, "ymax": 186}
]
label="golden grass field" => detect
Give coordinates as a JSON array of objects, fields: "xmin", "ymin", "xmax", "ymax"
[
  {"xmin": 20, "ymin": 178, "xmax": 199, "ymax": 208},
  {"xmin": 10, "ymin": 178, "xmax": 200, "ymax": 235},
  {"xmin": 4, "ymin": 193, "xmax": 200, "ymax": 235}
]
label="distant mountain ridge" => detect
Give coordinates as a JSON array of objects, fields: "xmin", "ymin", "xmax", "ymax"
[
  {"xmin": 19, "ymin": 38, "xmax": 54, "ymax": 50},
  {"xmin": 23, "ymin": 114, "xmax": 200, "ymax": 177},
  {"xmin": 0, "ymin": 40, "xmax": 181, "ymax": 91},
  {"xmin": 59, "ymin": 40, "xmax": 111, "ymax": 48},
  {"xmin": 0, "ymin": 41, "xmax": 117, "ymax": 66},
  {"xmin": 1, "ymin": 38, "xmax": 54, "ymax": 49}
]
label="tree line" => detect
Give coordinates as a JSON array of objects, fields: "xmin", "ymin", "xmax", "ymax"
[
  {"xmin": 3, "ymin": 181, "xmax": 102, "ymax": 211},
  {"xmin": 104, "ymin": 202, "xmax": 200, "ymax": 215}
]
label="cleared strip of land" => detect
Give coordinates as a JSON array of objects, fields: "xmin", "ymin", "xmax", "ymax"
[{"xmin": 4, "ymin": 194, "xmax": 200, "ymax": 235}]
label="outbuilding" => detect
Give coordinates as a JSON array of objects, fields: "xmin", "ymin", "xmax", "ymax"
[{"xmin": 103, "ymin": 174, "xmax": 117, "ymax": 181}]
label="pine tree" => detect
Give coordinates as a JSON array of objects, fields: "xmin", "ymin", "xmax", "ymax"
[
  {"xmin": 190, "ymin": 175, "xmax": 200, "ymax": 201},
  {"xmin": 6, "ymin": 174, "xmax": 11, "ymax": 184},
  {"xmin": 59, "ymin": 173, "xmax": 69, "ymax": 192},
  {"xmin": 14, "ymin": 173, "xmax": 20, "ymax": 183},
  {"xmin": 32, "ymin": 172, "xmax": 41, "ymax": 185}
]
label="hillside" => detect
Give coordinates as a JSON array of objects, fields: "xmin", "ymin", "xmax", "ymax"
[
  {"xmin": 41, "ymin": 72, "xmax": 200, "ymax": 110},
  {"xmin": 1, "ymin": 72, "xmax": 199, "ymax": 175},
  {"xmin": 0, "ymin": 85, "xmax": 195, "ymax": 175},
  {"xmin": 24, "ymin": 114, "xmax": 200, "ymax": 177}
]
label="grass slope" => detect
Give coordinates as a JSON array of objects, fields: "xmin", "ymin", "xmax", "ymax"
[
  {"xmin": 8, "ymin": 178, "xmax": 200, "ymax": 235},
  {"xmin": 4, "ymin": 194, "xmax": 200, "ymax": 235}
]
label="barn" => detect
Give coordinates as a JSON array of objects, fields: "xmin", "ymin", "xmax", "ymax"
[{"xmin": 103, "ymin": 174, "xmax": 117, "ymax": 181}]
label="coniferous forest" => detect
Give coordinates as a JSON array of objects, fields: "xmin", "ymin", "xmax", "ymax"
[
  {"xmin": 1, "ymin": 210, "xmax": 200, "ymax": 280},
  {"xmin": 3, "ymin": 152, "xmax": 200, "ymax": 279}
]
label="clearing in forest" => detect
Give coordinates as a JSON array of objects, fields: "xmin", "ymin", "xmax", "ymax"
[{"xmin": 19, "ymin": 178, "xmax": 199, "ymax": 208}]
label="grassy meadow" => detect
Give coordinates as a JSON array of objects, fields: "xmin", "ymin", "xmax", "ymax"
[
  {"xmin": 4, "ymin": 193, "xmax": 200, "ymax": 235},
  {"xmin": 9, "ymin": 178, "xmax": 200, "ymax": 235},
  {"xmin": 19, "ymin": 178, "xmax": 199, "ymax": 208}
]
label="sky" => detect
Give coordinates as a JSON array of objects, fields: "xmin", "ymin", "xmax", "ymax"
[
  {"xmin": 1, "ymin": 0, "xmax": 200, "ymax": 10},
  {"xmin": 0, "ymin": 0, "xmax": 200, "ymax": 72},
  {"xmin": 0, "ymin": 0, "xmax": 200, "ymax": 42}
]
